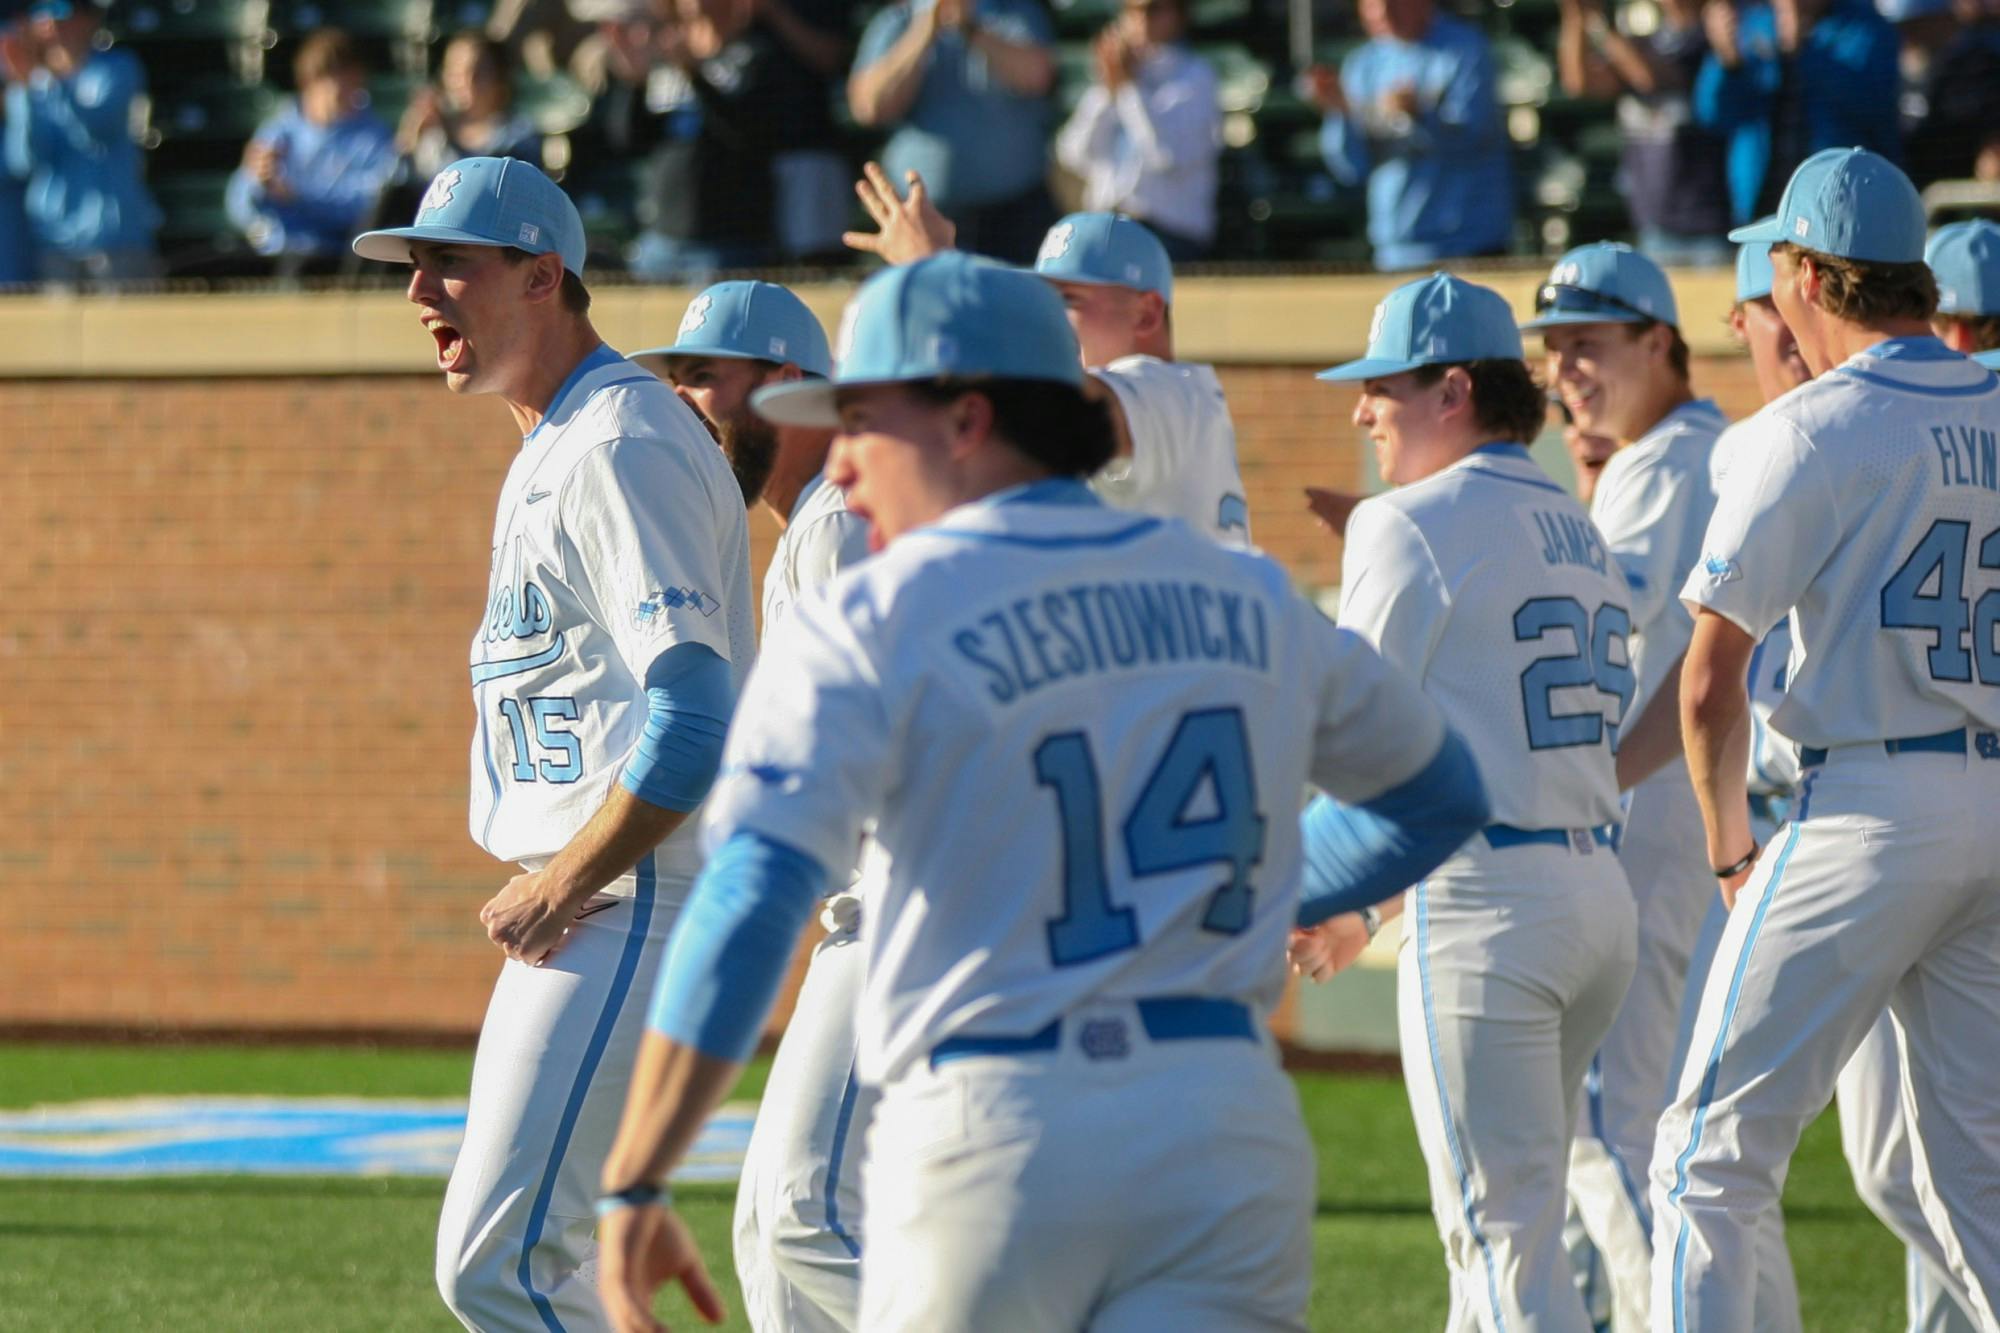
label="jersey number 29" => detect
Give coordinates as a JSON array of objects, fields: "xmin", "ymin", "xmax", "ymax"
[
  {"xmin": 1514, "ymin": 597, "xmax": 1636, "ymax": 750},
  {"xmin": 1034, "ymin": 708, "xmax": 1266, "ymax": 968}
]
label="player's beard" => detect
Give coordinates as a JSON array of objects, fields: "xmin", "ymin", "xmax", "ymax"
[{"xmin": 715, "ymin": 412, "xmax": 780, "ymax": 506}]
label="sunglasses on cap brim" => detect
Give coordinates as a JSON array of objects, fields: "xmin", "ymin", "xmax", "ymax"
[{"xmin": 1533, "ymin": 283, "xmax": 1653, "ymax": 321}]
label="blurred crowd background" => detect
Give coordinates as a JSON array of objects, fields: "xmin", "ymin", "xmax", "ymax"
[{"xmin": 0, "ymin": 0, "xmax": 1993, "ymax": 288}]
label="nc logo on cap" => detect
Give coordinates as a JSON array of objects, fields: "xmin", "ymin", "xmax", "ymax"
[
  {"xmin": 1039, "ymin": 223, "xmax": 1075, "ymax": 263},
  {"xmin": 680, "ymin": 293, "xmax": 713, "ymax": 336},
  {"xmin": 1367, "ymin": 301, "xmax": 1388, "ymax": 346},
  {"xmin": 420, "ymin": 168, "xmax": 461, "ymax": 218}
]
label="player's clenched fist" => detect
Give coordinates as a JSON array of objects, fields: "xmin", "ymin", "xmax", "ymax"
[
  {"xmin": 479, "ymin": 870, "xmax": 580, "ymax": 965},
  {"xmin": 598, "ymin": 1202, "xmax": 725, "ymax": 1333}
]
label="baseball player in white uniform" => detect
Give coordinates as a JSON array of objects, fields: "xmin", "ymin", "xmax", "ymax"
[
  {"xmin": 846, "ymin": 166, "xmax": 1250, "ymax": 544},
  {"xmin": 1304, "ymin": 273, "xmax": 1639, "ymax": 1331},
  {"xmin": 641, "ymin": 281, "xmax": 878, "ymax": 1333},
  {"xmin": 1657, "ymin": 147, "xmax": 2000, "ymax": 1332},
  {"xmin": 1030, "ymin": 210, "xmax": 1251, "ymax": 543},
  {"xmin": 590, "ymin": 252, "xmax": 1491, "ymax": 1333},
  {"xmin": 1523, "ymin": 242, "xmax": 1727, "ymax": 1332},
  {"xmin": 1822, "ymin": 219, "xmax": 2000, "ymax": 1333},
  {"xmin": 352, "ymin": 157, "xmax": 754, "ymax": 1332}
]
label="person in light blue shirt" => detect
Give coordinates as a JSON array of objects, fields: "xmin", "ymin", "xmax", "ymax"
[
  {"xmin": 1, "ymin": 3, "xmax": 160, "ymax": 284},
  {"xmin": 1309, "ymin": 0, "xmax": 1513, "ymax": 271},
  {"xmin": 227, "ymin": 29, "xmax": 397, "ymax": 274},
  {"xmin": 848, "ymin": 0, "xmax": 1057, "ymax": 263},
  {"xmin": 1692, "ymin": 0, "xmax": 1900, "ymax": 225}
]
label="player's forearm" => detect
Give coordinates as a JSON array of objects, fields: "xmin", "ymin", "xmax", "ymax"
[
  {"xmin": 538, "ymin": 787, "xmax": 692, "ymax": 910},
  {"xmin": 1681, "ymin": 619, "xmax": 1756, "ymax": 867},
  {"xmin": 600, "ymin": 1033, "xmax": 742, "ymax": 1193},
  {"xmin": 848, "ymin": 22, "xmax": 934, "ymax": 125},
  {"xmin": 1614, "ymin": 653, "xmax": 1686, "ymax": 790}
]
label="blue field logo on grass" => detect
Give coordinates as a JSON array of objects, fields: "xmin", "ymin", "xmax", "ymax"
[{"xmin": 0, "ymin": 1097, "xmax": 755, "ymax": 1180}]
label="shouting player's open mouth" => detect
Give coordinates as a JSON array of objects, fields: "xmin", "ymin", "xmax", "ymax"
[{"xmin": 424, "ymin": 313, "xmax": 470, "ymax": 373}]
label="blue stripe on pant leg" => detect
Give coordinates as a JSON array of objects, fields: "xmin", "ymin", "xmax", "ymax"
[
  {"xmin": 1415, "ymin": 882, "xmax": 1510, "ymax": 1333},
  {"xmin": 1587, "ymin": 1051, "xmax": 1654, "ymax": 1233},
  {"xmin": 518, "ymin": 855, "xmax": 658, "ymax": 1333},
  {"xmin": 822, "ymin": 1062, "xmax": 863, "ymax": 1260},
  {"xmin": 1664, "ymin": 823, "xmax": 1803, "ymax": 1333}
]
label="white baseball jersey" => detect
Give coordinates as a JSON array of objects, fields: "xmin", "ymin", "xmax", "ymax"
[
  {"xmin": 760, "ymin": 471, "xmax": 872, "ymax": 631},
  {"xmin": 1683, "ymin": 338, "xmax": 2000, "ymax": 745},
  {"xmin": 1340, "ymin": 443, "xmax": 1631, "ymax": 829},
  {"xmin": 1591, "ymin": 398, "xmax": 1727, "ymax": 716},
  {"xmin": 703, "ymin": 482, "xmax": 1445, "ymax": 1086},
  {"xmin": 1711, "ymin": 417, "xmax": 1801, "ymax": 796},
  {"xmin": 469, "ymin": 344, "xmax": 754, "ymax": 880},
  {"xmin": 1090, "ymin": 355, "xmax": 1252, "ymax": 544}
]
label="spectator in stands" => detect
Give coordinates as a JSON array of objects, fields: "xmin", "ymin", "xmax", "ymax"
[
  {"xmin": 489, "ymin": 0, "xmax": 599, "ymax": 79},
  {"xmin": 1, "ymin": 1, "xmax": 160, "ymax": 285},
  {"xmin": 1558, "ymin": 0, "xmax": 1731, "ymax": 266},
  {"xmin": 585, "ymin": 0, "xmax": 786, "ymax": 281},
  {"xmin": 1305, "ymin": 0, "xmax": 1512, "ymax": 272},
  {"xmin": 1905, "ymin": 0, "xmax": 2000, "ymax": 185},
  {"xmin": 398, "ymin": 32, "xmax": 542, "ymax": 181},
  {"xmin": 227, "ymin": 30, "xmax": 397, "ymax": 278},
  {"xmin": 1054, "ymin": 0, "xmax": 1221, "ymax": 260},
  {"xmin": 756, "ymin": 0, "xmax": 855, "ymax": 262},
  {"xmin": 848, "ymin": 0, "xmax": 1058, "ymax": 263},
  {"xmin": 1692, "ymin": 0, "xmax": 1901, "ymax": 224}
]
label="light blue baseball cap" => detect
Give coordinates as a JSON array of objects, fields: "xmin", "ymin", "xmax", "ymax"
[
  {"xmin": 1520, "ymin": 242, "xmax": 1680, "ymax": 331},
  {"xmin": 353, "ymin": 156, "xmax": 587, "ymax": 278},
  {"xmin": 1975, "ymin": 348, "xmax": 2000, "ymax": 370},
  {"xmin": 632, "ymin": 281, "xmax": 833, "ymax": 376},
  {"xmin": 1927, "ymin": 220, "xmax": 2000, "ymax": 317},
  {"xmin": 1727, "ymin": 147, "xmax": 1925, "ymax": 264},
  {"xmin": 1032, "ymin": 212, "xmax": 1174, "ymax": 301},
  {"xmin": 752, "ymin": 253, "xmax": 1084, "ymax": 428},
  {"xmin": 1736, "ymin": 229, "xmax": 1778, "ymax": 302},
  {"xmin": 1318, "ymin": 273, "xmax": 1524, "ymax": 381}
]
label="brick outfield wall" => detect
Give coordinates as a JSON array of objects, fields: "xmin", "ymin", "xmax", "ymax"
[{"xmin": 0, "ymin": 360, "xmax": 1767, "ymax": 1035}]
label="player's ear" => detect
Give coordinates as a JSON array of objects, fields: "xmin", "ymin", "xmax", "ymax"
[
  {"xmin": 1438, "ymin": 365, "xmax": 1473, "ymax": 419},
  {"xmin": 523, "ymin": 252, "xmax": 565, "ymax": 306},
  {"xmin": 945, "ymin": 387, "xmax": 996, "ymax": 455},
  {"xmin": 1135, "ymin": 292, "xmax": 1167, "ymax": 338}
]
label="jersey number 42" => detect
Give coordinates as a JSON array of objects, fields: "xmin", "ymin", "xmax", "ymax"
[
  {"xmin": 1881, "ymin": 519, "xmax": 2000, "ymax": 684},
  {"xmin": 1034, "ymin": 708, "xmax": 1266, "ymax": 968}
]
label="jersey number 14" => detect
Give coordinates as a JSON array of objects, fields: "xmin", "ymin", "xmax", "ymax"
[{"xmin": 1034, "ymin": 708, "xmax": 1266, "ymax": 968}]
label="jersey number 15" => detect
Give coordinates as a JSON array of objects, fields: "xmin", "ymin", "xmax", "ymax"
[{"xmin": 1034, "ymin": 708, "xmax": 1266, "ymax": 968}]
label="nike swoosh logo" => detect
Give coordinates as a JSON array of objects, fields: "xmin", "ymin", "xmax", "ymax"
[
  {"xmin": 471, "ymin": 632, "xmax": 566, "ymax": 684},
  {"xmin": 525, "ymin": 489, "xmax": 552, "ymax": 504}
]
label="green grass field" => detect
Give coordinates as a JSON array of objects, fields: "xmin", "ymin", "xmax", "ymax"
[{"xmin": 0, "ymin": 1043, "xmax": 1908, "ymax": 1330}]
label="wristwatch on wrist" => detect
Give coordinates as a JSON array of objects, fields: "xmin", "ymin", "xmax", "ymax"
[{"xmin": 594, "ymin": 1181, "xmax": 671, "ymax": 1218}]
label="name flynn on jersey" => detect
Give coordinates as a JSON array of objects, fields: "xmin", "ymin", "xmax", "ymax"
[
  {"xmin": 1932, "ymin": 425, "xmax": 1999, "ymax": 491},
  {"xmin": 951, "ymin": 579, "xmax": 1272, "ymax": 705}
]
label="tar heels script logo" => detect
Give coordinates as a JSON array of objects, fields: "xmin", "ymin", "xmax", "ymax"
[
  {"xmin": 472, "ymin": 537, "xmax": 564, "ymax": 685},
  {"xmin": 420, "ymin": 168, "xmax": 461, "ymax": 219}
]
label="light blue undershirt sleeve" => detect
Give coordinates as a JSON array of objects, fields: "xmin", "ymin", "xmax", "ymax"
[
  {"xmin": 1296, "ymin": 728, "xmax": 1488, "ymax": 926},
  {"xmin": 620, "ymin": 642, "xmax": 735, "ymax": 812},
  {"xmin": 645, "ymin": 831, "xmax": 828, "ymax": 1061}
]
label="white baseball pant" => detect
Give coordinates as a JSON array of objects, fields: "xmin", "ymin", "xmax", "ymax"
[
  {"xmin": 436, "ymin": 864, "xmax": 681, "ymax": 1333},
  {"xmin": 1402, "ymin": 832, "xmax": 1638, "ymax": 1333},
  {"xmin": 734, "ymin": 896, "xmax": 873, "ymax": 1333},
  {"xmin": 858, "ymin": 999, "xmax": 1313, "ymax": 1332},
  {"xmin": 1652, "ymin": 741, "xmax": 2000, "ymax": 1333}
]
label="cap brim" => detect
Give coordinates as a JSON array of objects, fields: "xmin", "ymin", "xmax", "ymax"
[
  {"xmin": 1518, "ymin": 309, "xmax": 1650, "ymax": 332},
  {"xmin": 1727, "ymin": 216, "xmax": 1788, "ymax": 246},
  {"xmin": 1316, "ymin": 357, "xmax": 1423, "ymax": 382},
  {"xmin": 751, "ymin": 378, "xmax": 841, "ymax": 428},
  {"xmin": 352, "ymin": 224, "xmax": 521, "ymax": 264},
  {"xmin": 1975, "ymin": 349, "xmax": 2000, "ymax": 371},
  {"xmin": 629, "ymin": 344, "xmax": 776, "ymax": 362}
]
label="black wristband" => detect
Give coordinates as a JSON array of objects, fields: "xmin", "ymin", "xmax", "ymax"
[
  {"xmin": 594, "ymin": 1182, "xmax": 670, "ymax": 1218},
  {"xmin": 1712, "ymin": 845, "xmax": 1759, "ymax": 879}
]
